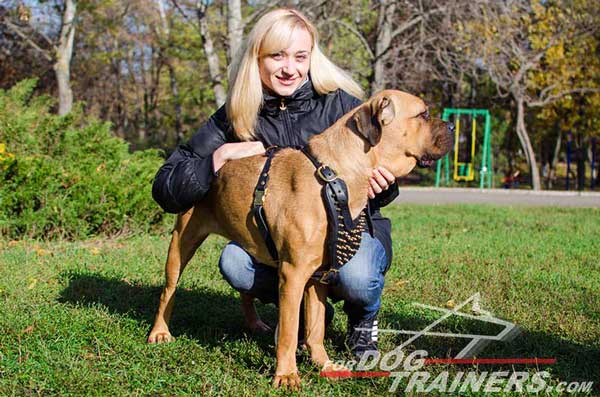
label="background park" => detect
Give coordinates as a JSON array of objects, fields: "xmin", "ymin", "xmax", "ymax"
[{"xmin": 1, "ymin": 0, "xmax": 599, "ymax": 395}]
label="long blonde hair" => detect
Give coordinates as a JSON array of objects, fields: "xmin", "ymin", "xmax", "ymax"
[{"xmin": 226, "ymin": 8, "xmax": 364, "ymax": 141}]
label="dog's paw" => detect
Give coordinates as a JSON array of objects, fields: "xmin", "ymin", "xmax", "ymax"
[
  {"xmin": 147, "ymin": 330, "xmax": 174, "ymax": 344},
  {"xmin": 272, "ymin": 373, "xmax": 301, "ymax": 389}
]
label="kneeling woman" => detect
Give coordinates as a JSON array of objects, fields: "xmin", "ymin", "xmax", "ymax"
[{"xmin": 152, "ymin": 8, "xmax": 398, "ymax": 359}]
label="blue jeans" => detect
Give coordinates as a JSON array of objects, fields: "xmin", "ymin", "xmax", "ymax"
[{"xmin": 218, "ymin": 232, "xmax": 388, "ymax": 324}]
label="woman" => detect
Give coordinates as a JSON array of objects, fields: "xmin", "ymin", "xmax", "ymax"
[{"xmin": 152, "ymin": 8, "xmax": 398, "ymax": 359}]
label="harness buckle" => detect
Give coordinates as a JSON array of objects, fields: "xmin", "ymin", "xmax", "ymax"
[
  {"xmin": 319, "ymin": 268, "xmax": 339, "ymax": 285},
  {"xmin": 317, "ymin": 165, "xmax": 338, "ymax": 182},
  {"xmin": 253, "ymin": 189, "xmax": 266, "ymax": 207}
]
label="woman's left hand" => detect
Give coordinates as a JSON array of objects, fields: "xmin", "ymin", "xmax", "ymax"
[{"xmin": 368, "ymin": 166, "xmax": 396, "ymax": 199}]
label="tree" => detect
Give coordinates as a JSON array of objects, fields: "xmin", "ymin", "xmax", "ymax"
[
  {"xmin": 458, "ymin": 0, "xmax": 599, "ymax": 190},
  {"xmin": 1, "ymin": 0, "xmax": 77, "ymax": 115}
]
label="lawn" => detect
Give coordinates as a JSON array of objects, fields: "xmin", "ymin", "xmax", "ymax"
[{"xmin": 1, "ymin": 204, "xmax": 599, "ymax": 396}]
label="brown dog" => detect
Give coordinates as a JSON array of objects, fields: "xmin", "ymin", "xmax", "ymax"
[{"xmin": 147, "ymin": 90, "xmax": 453, "ymax": 389}]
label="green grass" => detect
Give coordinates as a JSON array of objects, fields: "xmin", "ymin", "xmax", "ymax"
[{"xmin": 1, "ymin": 204, "xmax": 599, "ymax": 396}]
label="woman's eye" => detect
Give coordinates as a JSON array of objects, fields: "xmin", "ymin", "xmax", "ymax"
[
  {"xmin": 296, "ymin": 55, "xmax": 307, "ymax": 61},
  {"xmin": 271, "ymin": 52, "xmax": 283, "ymax": 60}
]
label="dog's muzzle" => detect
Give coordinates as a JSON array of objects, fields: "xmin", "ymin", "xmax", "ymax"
[
  {"xmin": 418, "ymin": 121, "xmax": 455, "ymax": 168},
  {"xmin": 417, "ymin": 154, "xmax": 435, "ymax": 168}
]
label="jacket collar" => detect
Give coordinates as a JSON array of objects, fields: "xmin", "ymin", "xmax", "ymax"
[{"xmin": 261, "ymin": 77, "xmax": 317, "ymax": 115}]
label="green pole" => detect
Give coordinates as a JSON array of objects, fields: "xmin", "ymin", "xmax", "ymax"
[
  {"xmin": 436, "ymin": 109, "xmax": 451, "ymax": 187},
  {"xmin": 487, "ymin": 112, "xmax": 493, "ymax": 188},
  {"xmin": 479, "ymin": 111, "xmax": 491, "ymax": 188},
  {"xmin": 435, "ymin": 156, "xmax": 442, "ymax": 187}
]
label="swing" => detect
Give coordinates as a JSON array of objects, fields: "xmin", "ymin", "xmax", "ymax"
[
  {"xmin": 453, "ymin": 114, "xmax": 476, "ymax": 181},
  {"xmin": 435, "ymin": 108, "xmax": 493, "ymax": 189}
]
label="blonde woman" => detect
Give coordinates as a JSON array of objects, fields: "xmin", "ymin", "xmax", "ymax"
[{"xmin": 152, "ymin": 8, "xmax": 398, "ymax": 359}]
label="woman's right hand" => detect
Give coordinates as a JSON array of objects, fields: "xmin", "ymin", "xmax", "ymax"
[{"xmin": 213, "ymin": 141, "xmax": 266, "ymax": 173}]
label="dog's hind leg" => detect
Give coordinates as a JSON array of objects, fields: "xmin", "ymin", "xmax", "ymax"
[{"xmin": 148, "ymin": 210, "xmax": 208, "ymax": 343}]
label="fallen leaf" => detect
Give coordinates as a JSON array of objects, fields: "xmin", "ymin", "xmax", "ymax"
[
  {"xmin": 395, "ymin": 279, "xmax": 410, "ymax": 287},
  {"xmin": 8, "ymin": 240, "xmax": 19, "ymax": 247},
  {"xmin": 35, "ymin": 248, "xmax": 51, "ymax": 256},
  {"xmin": 90, "ymin": 247, "xmax": 100, "ymax": 255},
  {"xmin": 445, "ymin": 299, "xmax": 456, "ymax": 309},
  {"xmin": 27, "ymin": 278, "xmax": 38, "ymax": 290},
  {"xmin": 22, "ymin": 325, "xmax": 34, "ymax": 334}
]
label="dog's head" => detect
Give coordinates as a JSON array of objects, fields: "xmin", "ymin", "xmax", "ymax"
[{"xmin": 350, "ymin": 90, "xmax": 454, "ymax": 176}]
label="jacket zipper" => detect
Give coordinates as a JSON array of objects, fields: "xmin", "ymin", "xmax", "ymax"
[{"xmin": 280, "ymin": 98, "xmax": 295, "ymax": 146}]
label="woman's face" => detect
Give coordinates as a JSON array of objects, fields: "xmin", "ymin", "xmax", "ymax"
[{"xmin": 259, "ymin": 27, "xmax": 312, "ymax": 97}]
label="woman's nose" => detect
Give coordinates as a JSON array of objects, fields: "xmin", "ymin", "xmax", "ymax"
[{"xmin": 281, "ymin": 60, "xmax": 295, "ymax": 75}]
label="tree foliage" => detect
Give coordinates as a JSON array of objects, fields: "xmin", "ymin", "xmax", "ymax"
[{"xmin": 1, "ymin": 0, "xmax": 598, "ymax": 189}]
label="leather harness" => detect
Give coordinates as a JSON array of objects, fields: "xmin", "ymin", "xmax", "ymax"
[{"xmin": 252, "ymin": 146, "xmax": 373, "ymax": 285}]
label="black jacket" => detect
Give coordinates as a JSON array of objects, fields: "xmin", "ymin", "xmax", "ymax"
[{"xmin": 152, "ymin": 79, "xmax": 398, "ymax": 266}]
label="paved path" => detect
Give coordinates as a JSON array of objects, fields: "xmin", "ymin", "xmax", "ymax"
[{"xmin": 393, "ymin": 187, "xmax": 600, "ymax": 207}]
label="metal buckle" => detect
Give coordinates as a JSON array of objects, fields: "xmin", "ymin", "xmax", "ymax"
[
  {"xmin": 253, "ymin": 189, "xmax": 266, "ymax": 206},
  {"xmin": 319, "ymin": 269, "xmax": 338, "ymax": 284},
  {"xmin": 317, "ymin": 165, "xmax": 337, "ymax": 182}
]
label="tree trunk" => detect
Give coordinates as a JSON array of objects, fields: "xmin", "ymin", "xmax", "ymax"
[
  {"xmin": 548, "ymin": 130, "xmax": 562, "ymax": 189},
  {"xmin": 227, "ymin": 0, "xmax": 243, "ymax": 62},
  {"xmin": 168, "ymin": 63, "xmax": 184, "ymax": 145},
  {"xmin": 371, "ymin": 1, "xmax": 395, "ymax": 96},
  {"xmin": 54, "ymin": 0, "xmax": 76, "ymax": 116},
  {"xmin": 515, "ymin": 97, "xmax": 541, "ymax": 190},
  {"xmin": 156, "ymin": 0, "xmax": 183, "ymax": 144},
  {"xmin": 196, "ymin": 1, "xmax": 226, "ymax": 106}
]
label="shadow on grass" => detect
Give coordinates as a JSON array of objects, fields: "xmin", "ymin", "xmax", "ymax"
[
  {"xmin": 58, "ymin": 271, "xmax": 279, "ymax": 353},
  {"xmin": 58, "ymin": 272, "xmax": 600, "ymax": 387},
  {"xmin": 380, "ymin": 308, "xmax": 600, "ymax": 387}
]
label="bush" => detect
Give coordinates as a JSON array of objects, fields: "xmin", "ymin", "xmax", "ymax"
[{"xmin": 0, "ymin": 79, "xmax": 171, "ymax": 239}]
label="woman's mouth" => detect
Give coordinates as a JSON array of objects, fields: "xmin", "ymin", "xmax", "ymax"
[{"xmin": 276, "ymin": 76, "xmax": 297, "ymax": 86}]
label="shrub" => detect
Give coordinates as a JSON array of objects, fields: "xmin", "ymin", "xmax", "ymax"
[{"xmin": 0, "ymin": 79, "xmax": 171, "ymax": 239}]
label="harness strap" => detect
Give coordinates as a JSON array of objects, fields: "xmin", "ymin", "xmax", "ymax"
[
  {"xmin": 300, "ymin": 147, "xmax": 371, "ymax": 285},
  {"xmin": 252, "ymin": 146, "xmax": 281, "ymax": 262}
]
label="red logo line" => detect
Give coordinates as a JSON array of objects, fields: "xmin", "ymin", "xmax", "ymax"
[
  {"xmin": 320, "ymin": 371, "xmax": 391, "ymax": 378},
  {"xmin": 424, "ymin": 358, "xmax": 557, "ymax": 365}
]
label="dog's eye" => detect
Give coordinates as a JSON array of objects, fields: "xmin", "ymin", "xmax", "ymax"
[{"xmin": 419, "ymin": 110, "xmax": 430, "ymax": 121}]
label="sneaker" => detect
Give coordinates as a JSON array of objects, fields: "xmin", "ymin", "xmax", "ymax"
[{"xmin": 347, "ymin": 312, "xmax": 379, "ymax": 360}]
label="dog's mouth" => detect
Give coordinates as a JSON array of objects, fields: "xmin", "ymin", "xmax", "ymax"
[{"xmin": 417, "ymin": 154, "xmax": 436, "ymax": 168}]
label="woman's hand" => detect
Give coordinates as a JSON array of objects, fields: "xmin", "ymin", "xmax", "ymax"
[
  {"xmin": 368, "ymin": 166, "xmax": 396, "ymax": 199},
  {"xmin": 213, "ymin": 142, "xmax": 266, "ymax": 173}
]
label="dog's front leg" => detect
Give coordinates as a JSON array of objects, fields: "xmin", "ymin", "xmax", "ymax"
[
  {"xmin": 273, "ymin": 261, "xmax": 308, "ymax": 389},
  {"xmin": 303, "ymin": 279, "xmax": 331, "ymax": 369}
]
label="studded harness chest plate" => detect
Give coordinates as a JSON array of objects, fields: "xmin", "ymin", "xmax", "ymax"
[{"xmin": 252, "ymin": 146, "xmax": 373, "ymax": 285}]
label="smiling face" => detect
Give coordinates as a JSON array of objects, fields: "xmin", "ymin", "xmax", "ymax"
[{"xmin": 258, "ymin": 26, "xmax": 312, "ymax": 97}]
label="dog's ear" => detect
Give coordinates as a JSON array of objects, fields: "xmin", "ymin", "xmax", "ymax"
[
  {"xmin": 377, "ymin": 96, "xmax": 395, "ymax": 126},
  {"xmin": 352, "ymin": 96, "xmax": 395, "ymax": 146}
]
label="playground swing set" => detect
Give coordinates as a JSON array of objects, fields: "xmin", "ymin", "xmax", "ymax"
[{"xmin": 435, "ymin": 108, "xmax": 493, "ymax": 189}]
